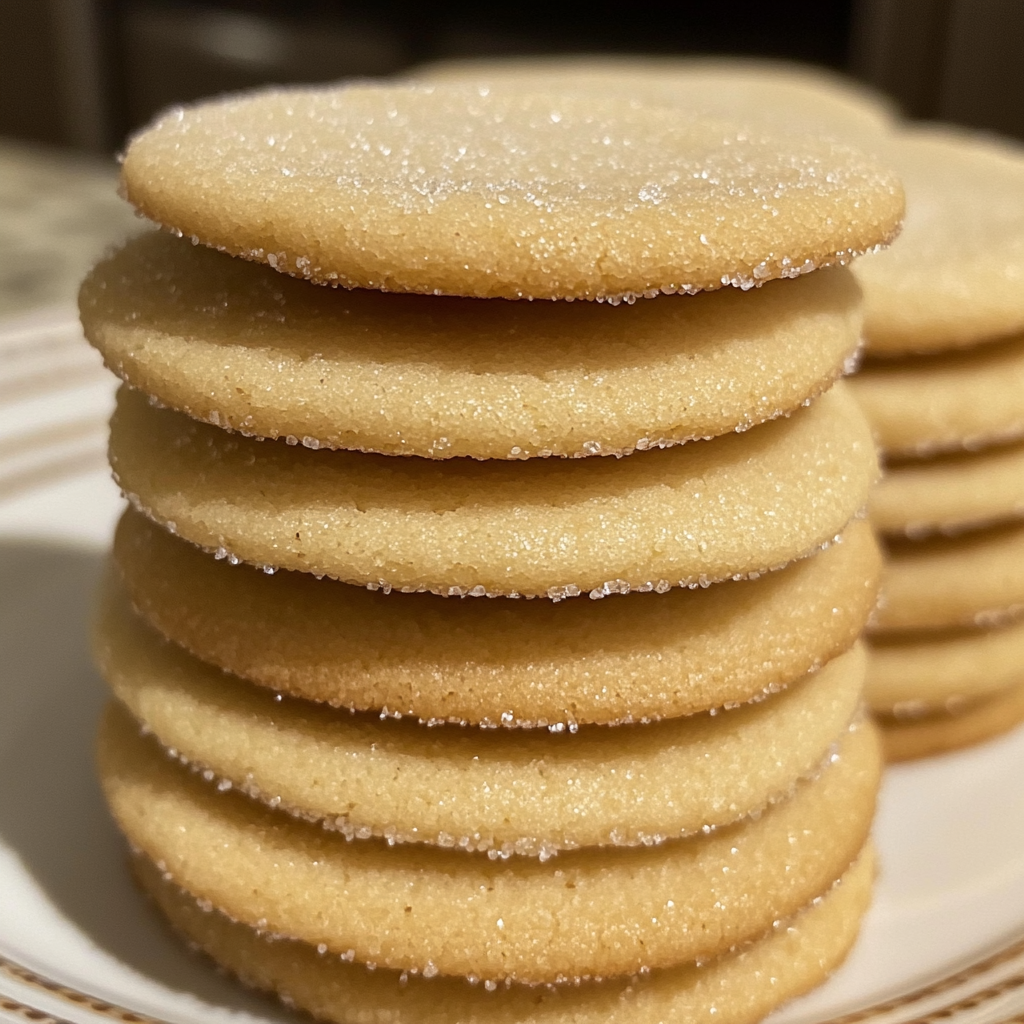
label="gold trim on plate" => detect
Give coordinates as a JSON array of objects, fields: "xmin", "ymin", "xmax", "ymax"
[{"xmin": 5, "ymin": 931, "xmax": 1024, "ymax": 1024}]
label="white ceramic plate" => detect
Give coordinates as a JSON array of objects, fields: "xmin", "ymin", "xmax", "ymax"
[{"xmin": 2, "ymin": 309, "xmax": 1024, "ymax": 1024}]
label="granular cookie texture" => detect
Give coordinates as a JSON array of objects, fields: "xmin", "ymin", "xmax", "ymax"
[
  {"xmin": 131, "ymin": 843, "xmax": 875, "ymax": 1024},
  {"xmin": 98, "ymin": 704, "xmax": 880, "ymax": 984},
  {"xmin": 81, "ymin": 232, "xmax": 863, "ymax": 460},
  {"xmin": 97, "ymin": 577, "xmax": 865, "ymax": 854},
  {"xmin": 114, "ymin": 509, "xmax": 880, "ymax": 726},
  {"xmin": 121, "ymin": 83, "xmax": 904, "ymax": 301},
  {"xmin": 878, "ymin": 681, "xmax": 1024, "ymax": 762},
  {"xmin": 874, "ymin": 521, "xmax": 1024, "ymax": 633},
  {"xmin": 108, "ymin": 382, "xmax": 877, "ymax": 598},
  {"xmin": 871, "ymin": 439, "xmax": 1024, "ymax": 537},
  {"xmin": 416, "ymin": 55, "xmax": 898, "ymax": 137},
  {"xmin": 867, "ymin": 617, "xmax": 1024, "ymax": 713},
  {"xmin": 849, "ymin": 331, "xmax": 1024, "ymax": 456},
  {"xmin": 853, "ymin": 126, "xmax": 1024, "ymax": 355}
]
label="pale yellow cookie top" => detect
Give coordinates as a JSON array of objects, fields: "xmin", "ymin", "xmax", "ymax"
[
  {"xmin": 109, "ymin": 382, "xmax": 878, "ymax": 598},
  {"xmin": 98, "ymin": 703, "xmax": 879, "ymax": 983},
  {"xmin": 871, "ymin": 439, "xmax": 1024, "ymax": 536},
  {"xmin": 874, "ymin": 521, "xmax": 1024, "ymax": 632},
  {"xmin": 121, "ymin": 83, "xmax": 904, "ymax": 301},
  {"xmin": 81, "ymin": 232, "xmax": 863, "ymax": 460},
  {"xmin": 414, "ymin": 56, "xmax": 898, "ymax": 138},
  {"xmin": 849, "ymin": 331, "xmax": 1024, "ymax": 456},
  {"xmin": 114, "ymin": 509, "xmax": 880, "ymax": 726},
  {"xmin": 853, "ymin": 126, "xmax": 1024, "ymax": 354},
  {"xmin": 867, "ymin": 617, "xmax": 1024, "ymax": 712},
  {"xmin": 133, "ymin": 843, "xmax": 874, "ymax": 1024},
  {"xmin": 97, "ymin": 576, "xmax": 865, "ymax": 855}
]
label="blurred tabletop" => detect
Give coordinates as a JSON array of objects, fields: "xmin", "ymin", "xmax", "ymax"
[{"xmin": 0, "ymin": 139, "xmax": 140, "ymax": 319}]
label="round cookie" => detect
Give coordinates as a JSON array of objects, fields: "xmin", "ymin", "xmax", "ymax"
[
  {"xmin": 98, "ymin": 704, "xmax": 880, "ymax": 984},
  {"xmin": 114, "ymin": 509, "xmax": 881, "ymax": 726},
  {"xmin": 853, "ymin": 126, "xmax": 1024, "ymax": 355},
  {"xmin": 866, "ymin": 617, "xmax": 1024, "ymax": 713},
  {"xmin": 97, "ymin": 577, "xmax": 866, "ymax": 855},
  {"xmin": 109, "ymin": 382, "xmax": 878, "ymax": 599},
  {"xmin": 415, "ymin": 55, "xmax": 898, "ymax": 137},
  {"xmin": 121, "ymin": 84, "xmax": 904, "ymax": 302},
  {"xmin": 132, "ymin": 843, "xmax": 875, "ymax": 1024},
  {"xmin": 848, "ymin": 331, "xmax": 1024, "ymax": 456},
  {"xmin": 81, "ymin": 232, "xmax": 864, "ymax": 461},
  {"xmin": 873, "ymin": 521, "xmax": 1024, "ymax": 632},
  {"xmin": 878, "ymin": 681, "xmax": 1024, "ymax": 762},
  {"xmin": 871, "ymin": 438, "xmax": 1024, "ymax": 536}
]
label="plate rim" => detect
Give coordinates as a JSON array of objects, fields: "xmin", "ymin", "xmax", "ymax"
[{"xmin": 4, "ymin": 926, "xmax": 1024, "ymax": 1024}]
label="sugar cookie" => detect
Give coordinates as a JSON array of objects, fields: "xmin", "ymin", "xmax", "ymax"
[
  {"xmin": 121, "ymin": 84, "xmax": 904, "ymax": 302},
  {"xmin": 414, "ymin": 56, "xmax": 897, "ymax": 138},
  {"xmin": 98, "ymin": 704, "xmax": 879, "ymax": 984},
  {"xmin": 114, "ymin": 509, "xmax": 880, "ymax": 726},
  {"xmin": 866, "ymin": 617, "xmax": 1024, "ymax": 712},
  {"xmin": 871, "ymin": 438, "xmax": 1024, "ymax": 536},
  {"xmin": 853, "ymin": 127, "xmax": 1024, "ymax": 355},
  {"xmin": 97, "ymin": 577, "xmax": 865, "ymax": 855},
  {"xmin": 849, "ymin": 331, "xmax": 1024, "ymax": 456},
  {"xmin": 874, "ymin": 522, "xmax": 1024, "ymax": 632},
  {"xmin": 132, "ymin": 843, "xmax": 875, "ymax": 1024},
  {"xmin": 81, "ymin": 232, "xmax": 863, "ymax": 460},
  {"xmin": 879, "ymin": 681, "xmax": 1024, "ymax": 762},
  {"xmin": 108, "ymin": 382, "xmax": 877, "ymax": 599}
]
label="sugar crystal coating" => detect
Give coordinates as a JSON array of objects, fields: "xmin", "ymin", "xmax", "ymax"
[
  {"xmin": 96, "ymin": 577, "xmax": 865, "ymax": 854},
  {"xmin": 131, "ymin": 845, "xmax": 875, "ymax": 1024},
  {"xmin": 98, "ymin": 704, "xmax": 880, "ymax": 984},
  {"xmin": 81, "ymin": 231, "xmax": 863, "ymax": 459},
  {"xmin": 115, "ymin": 509, "xmax": 880, "ymax": 726},
  {"xmin": 121, "ymin": 83, "xmax": 904, "ymax": 301},
  {"xmin": 107, "ymin": 382, "xmax": 878, "ymax": 597}
]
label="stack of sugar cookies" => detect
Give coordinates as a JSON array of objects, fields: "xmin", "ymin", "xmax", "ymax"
[
  {"xmin": 83, "ymin": 84, "xmax": 902, "ymax": 1023},
  {"xmin": 848, "ymin": 127, "xmax": 1024, "ymax": 762}
]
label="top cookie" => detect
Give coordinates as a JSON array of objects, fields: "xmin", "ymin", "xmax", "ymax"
[
  {"xmin": 121, "ymin": 83, "xmax": 904, "ymax": 301},
  {"xmin": 81, "ymin": 232, "xmax": 862, "ymax": 460},
  {"xmin": 853, "ymin": 127, "xmax": 1024, "ymax": 355},
  {"xmin": 415, "ymin": 56, "xmax": 898, "ymax": 138}
]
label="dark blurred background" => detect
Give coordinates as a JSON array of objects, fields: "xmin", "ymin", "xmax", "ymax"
[{"xmin": 4, "ymin": 0, "xmax": 1024, "ymax": 154}]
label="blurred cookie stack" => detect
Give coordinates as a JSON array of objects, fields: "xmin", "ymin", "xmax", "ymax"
[
  {"xmin": 83, "ymin": 84, "xmax": 901, "ymax": 1023},
  {"xmin": 416, "ymin": 55, "xmax": 899, "ymax": 140},
  {"xmin": 848, "ymin": 129, "xmax": 1024, "ymax": 762}
]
